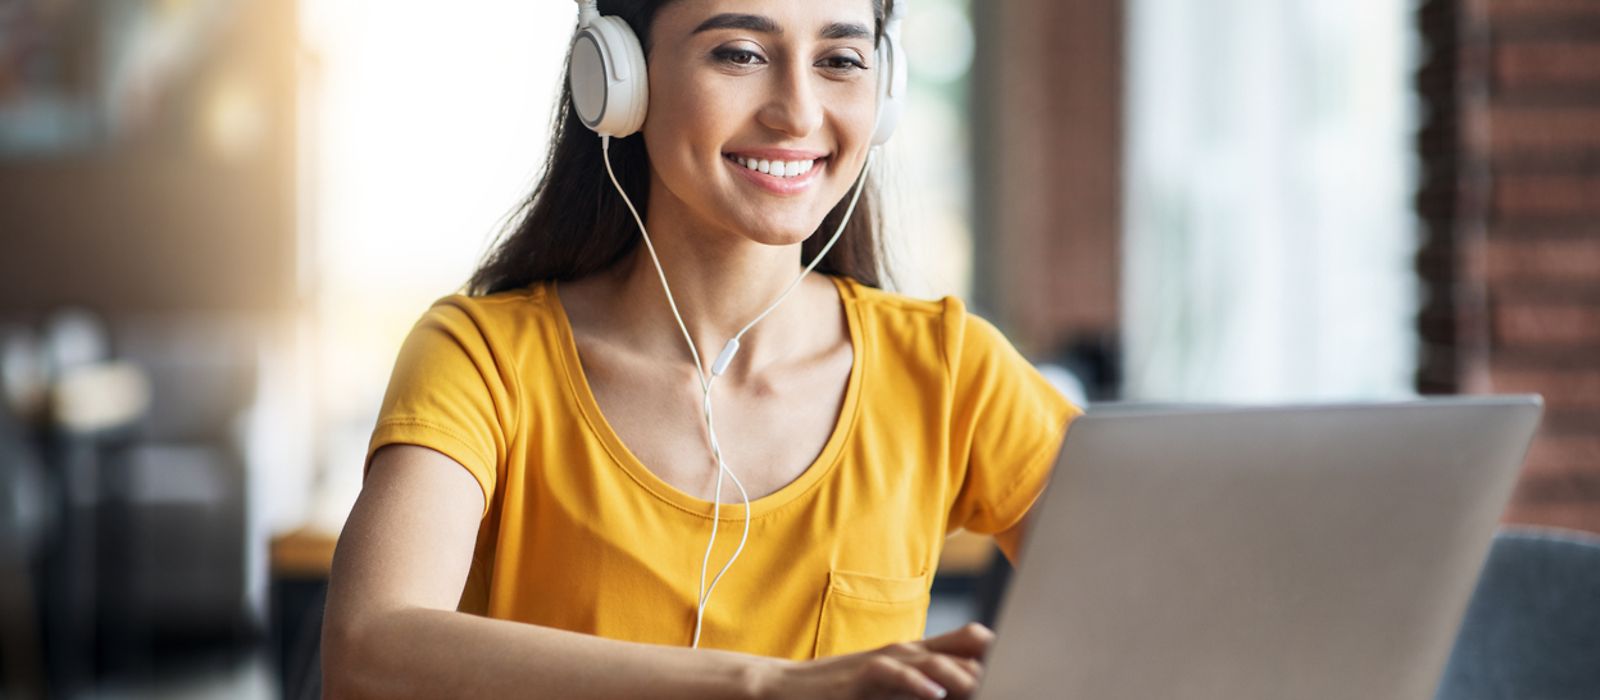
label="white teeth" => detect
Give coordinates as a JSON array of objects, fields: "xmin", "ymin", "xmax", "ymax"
[{"xmin": 729, "ymin": 155, "xmax": 818, "ymax": 179}]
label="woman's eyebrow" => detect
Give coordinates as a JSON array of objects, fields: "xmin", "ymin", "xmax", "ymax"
[
  {"xmin": 819, "ymin": 21, "xmax": 872, "ymax": 41},
  {"xmin": 690, "ymin": 14, "xmax": 872, "ymax": 41},
  {"xmin": 692, "ymin": 13, "xmax": 781, "ymax": 35}
]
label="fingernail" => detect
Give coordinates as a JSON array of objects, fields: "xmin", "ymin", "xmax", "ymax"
[{"xmin": 923, "ymin": 680, "xmax": 948, "ymax": 698}]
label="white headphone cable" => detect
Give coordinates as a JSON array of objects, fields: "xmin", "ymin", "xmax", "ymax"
[
  {"xmin": 688, "ymin": 150, "xmax": 874, "ymax": 647},
  {"xmin": 600, "ymin": 135, "xmax": 875, "ymax": 647}
]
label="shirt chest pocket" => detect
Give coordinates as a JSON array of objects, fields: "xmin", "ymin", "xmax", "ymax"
[{"xmin": 812, "ymin": 569, "xmax": 930, "ymax": 659}]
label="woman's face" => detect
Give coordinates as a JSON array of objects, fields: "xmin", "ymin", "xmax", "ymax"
[{"xmin": 641, "ymin": 0, "xmax": 879, "ymax": 247}]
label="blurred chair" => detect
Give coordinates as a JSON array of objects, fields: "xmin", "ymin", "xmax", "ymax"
[
  {"xmin": 270, "ymin": 529, "xmax": 335, "ymax": 700},
  {"xmin": 1, "ymin": 403, "xmax": 49, "ymax": 698},
  {"xmin": 1434, "ymin": 527, "xmax": 1600, "ymax": 700}
]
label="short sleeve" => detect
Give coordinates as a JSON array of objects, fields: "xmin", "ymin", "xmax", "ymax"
[
  {"xmin": 945, "ymin": 307, "xmax": 1081, "ymax": 535},
  {"xmin": 366, "ymin": 297, "xmax": 515, "ymax": 518}
]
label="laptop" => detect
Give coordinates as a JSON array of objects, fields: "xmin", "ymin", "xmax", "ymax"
[{"xmin": 977, "ymin": 395, "xmax": 1543, "ymax": 699}]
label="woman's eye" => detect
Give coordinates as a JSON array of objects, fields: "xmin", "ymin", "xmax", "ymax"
[
  {"xmin": 713, "ymin": 48, "xmax": 765, "ymax": 66},
  {"xmin": 818, "ymin": 54, "xmax": 868, "ymax": 72}
]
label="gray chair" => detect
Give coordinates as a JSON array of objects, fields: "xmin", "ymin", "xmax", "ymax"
[{"xmin": 1434, "ymin": 528, "xmax": 1600, "ymax": 700}]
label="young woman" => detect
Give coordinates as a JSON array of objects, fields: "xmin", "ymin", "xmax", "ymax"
[{"xmin": 321, "ymin": 1, "xmax": 1078, "ymax": 698}]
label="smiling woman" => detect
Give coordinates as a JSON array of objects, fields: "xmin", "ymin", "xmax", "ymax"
[{"xmin": 319, "ymin": 2, "xmax": 1078, "ymax": 699}]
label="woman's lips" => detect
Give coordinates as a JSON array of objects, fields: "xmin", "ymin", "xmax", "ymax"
[{"xmin": 723, "ymin": 154, "xmax": 828, "ymax": 195}]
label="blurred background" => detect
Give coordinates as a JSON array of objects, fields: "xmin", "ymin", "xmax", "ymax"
[{"xmin": 1, "ymin": 0, "xmax": 1596, "ymax": 697}]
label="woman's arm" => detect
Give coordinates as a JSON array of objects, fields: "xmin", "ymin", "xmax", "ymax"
[
  {"xmin": 321, "ymin": 444, "xmax": 771, "ymax": 699},
  {"xmin": 322, "ymin": 445, "xmax": 987, "ymax": 699}
]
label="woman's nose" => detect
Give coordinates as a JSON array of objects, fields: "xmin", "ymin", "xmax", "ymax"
[{"xmin": 757, "ymin": 62, "xmax": 825, "ymax": 138}]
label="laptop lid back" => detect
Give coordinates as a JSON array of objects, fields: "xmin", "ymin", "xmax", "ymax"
[{"xmin": 979, "ymin": 396, "xmax": 1542, "ymax": 699}]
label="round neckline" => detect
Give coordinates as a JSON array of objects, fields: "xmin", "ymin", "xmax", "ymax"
[{"xmin": 546, "ymin": 275, "xmax": 865, "ymax": 521}]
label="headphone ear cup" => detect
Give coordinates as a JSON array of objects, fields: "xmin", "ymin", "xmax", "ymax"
[
  {"xmin": 568, "ymin": 15, "xmax": 649, "ymax": 138},
  {"xmin": 870, "ymin": 31, "xmax": 907, "ymax": 146}
]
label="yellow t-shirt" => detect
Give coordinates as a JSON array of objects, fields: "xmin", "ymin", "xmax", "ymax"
[{"xmin": 366, "ymin": 275, "xmax": 1079, "ymax": 660}]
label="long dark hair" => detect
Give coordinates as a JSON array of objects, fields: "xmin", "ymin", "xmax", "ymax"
[{"xmin": 467, "ymin": 0, "xmax": 891, "ymax": 296}]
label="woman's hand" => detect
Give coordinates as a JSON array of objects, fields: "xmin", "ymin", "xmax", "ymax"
[{"xmin": 755, "ymin": 623, "xmax": 996, "ymax": 700}]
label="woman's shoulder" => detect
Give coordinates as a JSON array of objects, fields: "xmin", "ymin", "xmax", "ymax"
[
  {"xmin": 835, "ymin": 275, "xmax": 959, "ymax": 317},
  {"xmin": 415, "ymin": 283, "xmax": 557, "ymax": 333},
  {"xmin": 833, "ymin": 275, "xmax": 987, "ymax": 373},
  {"xmin": 399, "ymin": 283, "xmax": 567, "ymax": 371}
]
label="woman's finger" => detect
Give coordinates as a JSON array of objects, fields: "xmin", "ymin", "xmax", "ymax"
[
  {"xmin": 861, "ymin": 654, "xmax": 950, "ymax": 699},
  {"xmin": 920, "ymin": 622, "xmax": 996, "ymax": 659},
  {"xmin": 908, "ymin": 652, "xmax": 981, "ymax": 698}
]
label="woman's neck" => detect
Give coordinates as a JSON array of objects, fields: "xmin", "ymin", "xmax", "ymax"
[{"xmin": 599, "ymin": 198, "xmax": 833, "ymax": 378}]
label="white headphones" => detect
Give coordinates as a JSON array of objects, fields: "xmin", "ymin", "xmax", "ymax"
[
  {"xmin": 568, "ymin": 0, "xmax": 907, "ymax": 145},
  {"xmin": 567, "ymin": 0, "xmax": 908, "ymax": 649}
]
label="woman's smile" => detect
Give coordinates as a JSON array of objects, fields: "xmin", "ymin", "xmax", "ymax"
[{"xmin": 722, "ymin": 148, "xmax": 831, "ymax": 195}]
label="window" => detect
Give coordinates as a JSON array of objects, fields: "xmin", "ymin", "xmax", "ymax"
[{"xmin": 1123, "ymin": 0, "xmax": 1419, "ymax": 401}]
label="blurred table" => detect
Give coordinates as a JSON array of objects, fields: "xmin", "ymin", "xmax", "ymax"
[
  {"xmin": 270, "ymin": 528, "xmax": 338, "ymax": 578},
  {"xmin": 938, "ymin": 531, "xmax": 999, "ymax": 575}
]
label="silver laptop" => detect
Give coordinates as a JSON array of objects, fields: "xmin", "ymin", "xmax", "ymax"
[{"xmin": 977, "ymin": 395, "xmax": 1543, "ymax": 699}]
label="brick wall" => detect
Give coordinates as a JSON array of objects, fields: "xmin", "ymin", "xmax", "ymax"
[
  {"xmin": 972, "ymin": 0, "xmax": 1123, "ymax": 359},
  {"xmin": 1417, "ymin": 0, "xmax": 1600, "ymax": 534}
]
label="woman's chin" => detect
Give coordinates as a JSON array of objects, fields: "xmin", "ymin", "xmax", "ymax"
[
  {"xmin": 726, "ymin": 216, "xmax": 830, "ymax": 248},
  {"xmin": 748, "ymin": 226, "xmax": 827, "ymax": 249}
]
